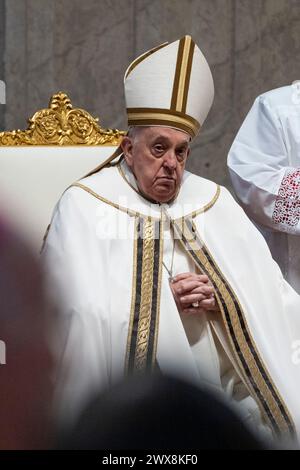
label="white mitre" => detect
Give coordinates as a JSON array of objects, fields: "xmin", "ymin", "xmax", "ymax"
[
  {"xmin": 124, "ymin": 35, "xmax": 214, "ymax": 138},
  {"xmin": 85, "ymin": 35, "xmax": 214, "ymax": 175}
]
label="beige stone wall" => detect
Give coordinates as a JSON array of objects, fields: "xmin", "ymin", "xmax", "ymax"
[{"xmin": 2, "ymin": 0, "xmax": 300, "ymax": 187}]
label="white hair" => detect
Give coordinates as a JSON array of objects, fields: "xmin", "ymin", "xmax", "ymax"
[{"xmin": 127, "ymin": 126, "xmax": 148, "ymax": 142}]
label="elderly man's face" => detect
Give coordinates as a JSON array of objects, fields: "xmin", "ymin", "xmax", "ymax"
[{"xmin": 122, "ymin": 127, "xmax": 190, "ymax": 203}]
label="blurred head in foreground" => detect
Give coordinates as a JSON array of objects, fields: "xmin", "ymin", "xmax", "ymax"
[{"xmin": 62, "ymin": 374, "xmax": 265, "ymax": 450}]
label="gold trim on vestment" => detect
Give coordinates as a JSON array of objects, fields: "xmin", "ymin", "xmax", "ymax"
[
  {"xmin": 69, "ymin": 179, "xmax": 220, "ymax": 220},
  {"xmin": 135, "ymin": 218, "xmax": 156, "ymax": 371},
  {"xmin": 125, "ymin": 217, "xmax": 163, "ymax": 375},
  {"xmin": 125, "ymin": 216, "xmax": 139, "ymax": 373},
  {"xmin": 171, "ymin": 217, "xmax": 295, "ymax": 439},
  {"xmin": 190, "ymin": 185, "xmax": 221, "ymax": 217},
  {"xmin": 71, "ymin": 182, "xmax": 144, "ymax": 218},
  {"xmin": 71, "ymin": 178, "xmax": 220, "ymax": 221}
]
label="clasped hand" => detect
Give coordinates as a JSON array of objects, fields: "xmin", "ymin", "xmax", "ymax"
[{"xmin": 170, "ymin": 272, "xmax": 218, "ymax": 315}]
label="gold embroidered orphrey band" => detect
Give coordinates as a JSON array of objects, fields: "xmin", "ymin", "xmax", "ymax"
[
  {"xmin": 125, "ymin": 216, "xmax": 163, "ymax": 375},
  {"xmin": 171, "ymin": 216, "xmax": 295, "ymax": 439}
]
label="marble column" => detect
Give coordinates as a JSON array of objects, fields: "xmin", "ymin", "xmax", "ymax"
[
  {"xmin": 53, "ymin": 0, "xmax": 134, "ymax": 129},
  {"xmin": 4, "ymin": 0, "xmax": 55, "ymax": 130},
  {"xmin": 234, "ymin": 0, "xmax": 300, "ymax": 127}
]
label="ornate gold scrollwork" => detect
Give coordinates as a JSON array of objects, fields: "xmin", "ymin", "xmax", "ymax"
[{"xmin": 0, "ymin": 91, "xmax": 126, "ymax": 146}]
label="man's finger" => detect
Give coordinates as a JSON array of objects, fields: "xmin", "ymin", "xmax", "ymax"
[
  {"xmin": 199, "ymin": 298, "xmax": 217, "ymax": 310},
  {"xmin": 190, "ymin": 285, "xmax": 214, "ymax": 295},
  {"xmin": 180, "ymin": 293, "xmax": 206, "ymax": 305},
  {"xmin": 174, "ymin": 279, "xmax": 206, "ymax": 295},
  {"xmin": 173, "ymin": 272, "xmax": 209, "ymax": 283}
]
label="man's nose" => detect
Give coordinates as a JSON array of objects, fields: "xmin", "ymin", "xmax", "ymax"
[{"xmin": 163, "ymin": 150, "xmax": 177, "ymax": 169}]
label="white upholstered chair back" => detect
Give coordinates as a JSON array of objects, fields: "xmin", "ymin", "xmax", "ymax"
[{"xmin": 0, "ymin": 92, "xmax": 125, "ymax": 252}]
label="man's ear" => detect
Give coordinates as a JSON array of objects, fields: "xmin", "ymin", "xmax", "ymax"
[{"xmin": 121, "ymin": 137, "xmax": 134, "ymax": 168}]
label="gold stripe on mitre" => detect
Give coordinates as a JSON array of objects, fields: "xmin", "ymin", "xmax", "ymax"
[
  {"xmin": 127, "ymin": 107, "xmax": 200, "ymax": 138},
  {"xmin": 171, "ymin": 35, "xmax": 195, "ymax": 114}
]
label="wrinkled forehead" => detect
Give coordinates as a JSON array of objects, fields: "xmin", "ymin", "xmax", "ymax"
[{"xmin": 131, "ymin": 125, "xmax": 191, "ymax": 144}]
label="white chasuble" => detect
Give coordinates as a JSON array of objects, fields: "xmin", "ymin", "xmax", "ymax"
[{"xmin": 42, "ymin": 156, "xmax": 300, "ymax": 443}]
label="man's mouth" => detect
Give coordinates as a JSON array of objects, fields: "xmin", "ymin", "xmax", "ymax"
[{"xmin": 156, "ymin": 177, "xmax": 175, "ymax": 182}]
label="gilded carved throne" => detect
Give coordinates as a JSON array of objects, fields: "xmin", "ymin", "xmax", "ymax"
[{"xmin": 0, "ymin": 92, "xmax": 125, "ymax": 251}]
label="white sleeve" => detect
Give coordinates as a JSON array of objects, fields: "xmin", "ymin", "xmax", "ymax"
[
  {"xmin": 41, "ymin": 188, "xmax": 110, "ymax": 429},
  {"xmin": 228, "ymin": 95, "xmax": 300, "ymax": 234}
]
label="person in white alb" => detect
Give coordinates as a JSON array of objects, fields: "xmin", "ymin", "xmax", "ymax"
[
  {"xmin": 228, "ymin": 84, "xmax": 300, "ymax": 294},
  {"xmin": 42, "ymin": 38, "xmax": 300, "ymax": 445}
]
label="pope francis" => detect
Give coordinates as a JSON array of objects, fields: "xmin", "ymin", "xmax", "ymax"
[{"xmin": 42, "ymin": 36, "xmax": 300, "ymax": 445}]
